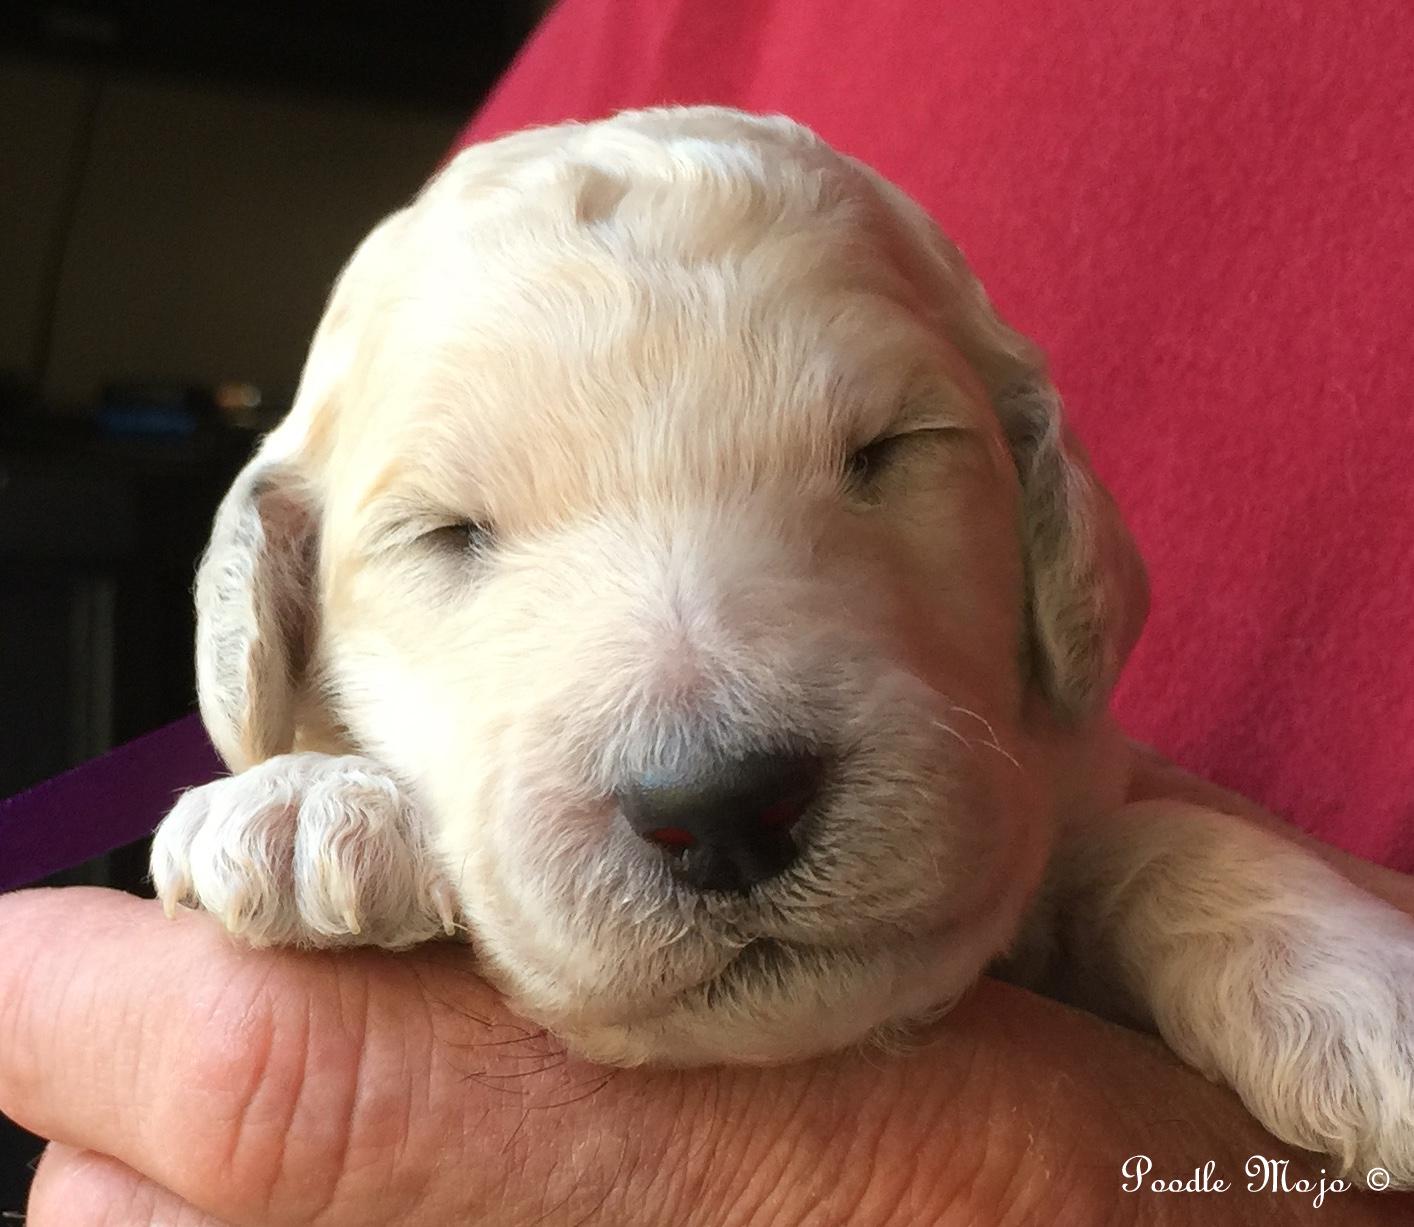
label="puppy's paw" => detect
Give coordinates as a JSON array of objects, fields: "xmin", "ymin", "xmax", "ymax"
[
  {"xmin": 1061, "ymin": 803, "xmax": 1414, "ymax": 1188},
  {"xmin": 1257, "ymin": 935, "xmax": 1414, "ymax": 1189},
  {"xmin": 1165, "ymin": 904, "xmax": 1414, "ymax": 1189},
  {"xmin": 150, "ymin": 752, "xmax": 459, "ymax": 949}
]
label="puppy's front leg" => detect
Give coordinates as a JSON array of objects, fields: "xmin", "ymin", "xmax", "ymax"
[
  {"xmin": 1051, "ymin": 802, "xmax": 1414, "ymax": 1186},
  {"xmin": 151, "ymin": 753, "xmax": 460, "ymax": 950}
]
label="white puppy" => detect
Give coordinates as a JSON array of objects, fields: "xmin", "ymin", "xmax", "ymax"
[{"xmin": 151, "ymin": 106, "xmax": 1414, "ymax": 1184}]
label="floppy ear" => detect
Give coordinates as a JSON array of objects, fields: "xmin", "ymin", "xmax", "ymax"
[
  {"xmin": 997, "ymin": 376, "xmax": 1149, "ymax": 719},
  {"xmin": 194, "ymin": 459, "xmax": 320, "ymax": 771}
]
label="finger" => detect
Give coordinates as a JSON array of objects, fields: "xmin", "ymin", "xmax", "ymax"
[
  {"xmin": 28, "ymin": 1142, "xmax": 233, "ymax": 1227},
  {"xmin": 0, "ymin": 887, "xmax": 472, "ymax": 1226}
]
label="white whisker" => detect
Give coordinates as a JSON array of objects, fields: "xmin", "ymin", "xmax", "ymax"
[{"xmin": 948, "ymin": 704, "xmax": 1022, "ymax": 772}]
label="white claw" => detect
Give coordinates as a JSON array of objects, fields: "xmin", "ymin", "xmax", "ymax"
[{"xmin": 434, "ymin": 882, "xmax": 459, "ymax": 936}]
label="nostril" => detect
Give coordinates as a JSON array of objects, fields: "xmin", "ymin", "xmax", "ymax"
[
  {"xmin": 760, "ymin": 794, "xmax": 807, "ymax": 830},
  {"xmin": 644, "ymin": 825, "xmax": 695, "ymax": 851},
  {"xmin": 758, "ymin": 761, "xmax": 821, "ymax": 831}
]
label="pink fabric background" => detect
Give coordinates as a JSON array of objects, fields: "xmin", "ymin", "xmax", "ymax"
[{"xmin": 454, "ymin": 0, "xmax": 1413, "ymax": 867}]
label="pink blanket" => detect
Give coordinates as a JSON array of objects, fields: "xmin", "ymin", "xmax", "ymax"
[{"xmin": 456, "ymin": 0, "xmax": 1414, "ymax": 868}]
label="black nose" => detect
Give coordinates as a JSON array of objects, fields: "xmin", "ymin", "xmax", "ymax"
[{"xmin": 618, "ymin": 750, "xmax": 823, "ymax": 893}]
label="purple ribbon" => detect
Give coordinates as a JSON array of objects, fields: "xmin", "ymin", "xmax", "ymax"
[{"xmin": 0, "ymin": 714, "xmax": 223, "ymax": 893}]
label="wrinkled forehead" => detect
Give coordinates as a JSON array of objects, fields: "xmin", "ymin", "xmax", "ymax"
[{"xmin": 325, "ymin": 123, "xmax": 993, "ymax": 527}]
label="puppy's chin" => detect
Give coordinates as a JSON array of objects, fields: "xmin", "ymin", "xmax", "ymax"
[{"xmin": 494, "ymin": 884, "xmax": 1033, "ymax": 1068}]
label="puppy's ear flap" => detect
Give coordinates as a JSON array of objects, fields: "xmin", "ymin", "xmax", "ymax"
[
  {"xmin": 195, "ymin": 460, "xmax": 319, "ymax": 771},
  {"xmin": 999, "ymin": 380, "xmax": 1149, "ymax": 719}
]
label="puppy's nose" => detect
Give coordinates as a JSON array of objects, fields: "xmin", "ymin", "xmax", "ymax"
[{"xmin": 619, "ymin": 751, "xmax": 823, "ymax": 893}]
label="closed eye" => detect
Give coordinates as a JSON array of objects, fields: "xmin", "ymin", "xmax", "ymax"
[
  {"xmin": 844, "ymin": 426, "xmax": 964, "ymax": 494},
  {"xmin": 845, "ymin": 434, "xmax": 911, "ymax": 488},
  {"xmin": 417, "ymin": 519, "xmax": 494, "ymax": 556}
]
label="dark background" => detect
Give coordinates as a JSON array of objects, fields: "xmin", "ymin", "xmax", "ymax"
[{"xmin": 0, "ymin": 0, "xmax": 542, "ymax": 1210}]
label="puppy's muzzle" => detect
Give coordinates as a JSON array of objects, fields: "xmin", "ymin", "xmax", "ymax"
[{"xmin": 618, "ymin": 748, "xmax": 824, "ymax": 893}]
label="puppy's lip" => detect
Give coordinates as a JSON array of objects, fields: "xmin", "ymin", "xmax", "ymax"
[
  {"xmin": 680, "ymin": 934, "xmax": 852, "ymax": 1008},
  {"xmin": 713, "ymin": 935, "xmax": 807, "ymax": 985},
  {"xmin": 680, "ymin": 908, "xmax": 971, "ymax": 1008},
  {"xmin": 575, "ymin": 937, "xmax": 814, "ymax": 1027}
]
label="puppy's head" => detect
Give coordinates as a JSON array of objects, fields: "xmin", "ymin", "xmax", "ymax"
[{"xmin": 195, "ymin": 108, "xmax": 1145, "ymax": 1064}]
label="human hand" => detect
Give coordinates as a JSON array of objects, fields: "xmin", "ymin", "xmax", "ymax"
[{"xmin": 1, "ymin": 887, "xmax": 1407, "ymax": 1225}]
